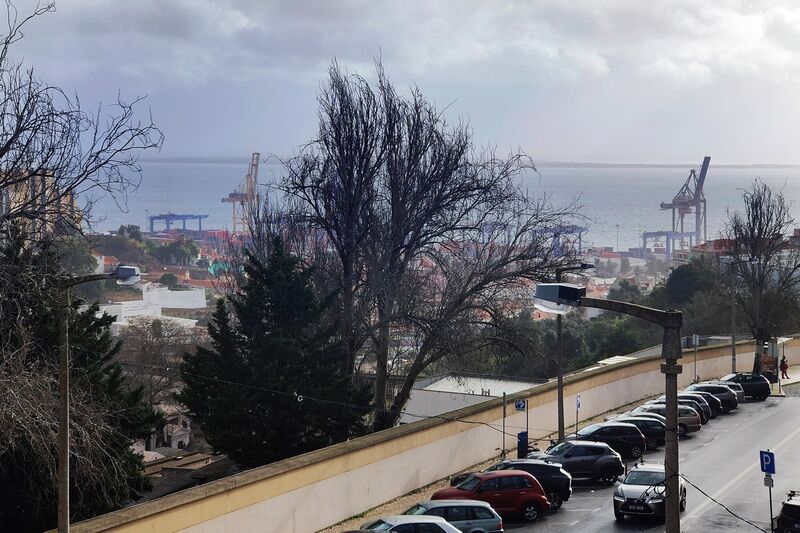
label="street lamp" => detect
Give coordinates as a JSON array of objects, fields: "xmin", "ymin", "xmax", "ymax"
[
  {"xmin": 538, "ymin": 263, "xmax": 595, "ymax": 443},
  {"xmin": 57, "ymin": 265, "xmax": 141, "ymax": 533},
  {"xmin": 535, "ymin": 283, "xmax": 683, "ymax": 533}
]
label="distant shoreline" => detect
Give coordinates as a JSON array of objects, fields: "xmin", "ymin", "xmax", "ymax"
[{"xmin": 138, "ymin": 155, "xmax": 800, "ymax": 169}]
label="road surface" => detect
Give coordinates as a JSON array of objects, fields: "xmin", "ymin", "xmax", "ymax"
[{"xmin": 505, "ymin": 393, "xmax": 800, "ymax": 532}]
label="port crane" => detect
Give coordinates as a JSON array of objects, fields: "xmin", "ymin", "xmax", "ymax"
[
  {"xmin": 659, "ymin": 156, "xmax": 711, "ymax": 248},
  {"xmin": 222, "ymin": 152, "xmax": 261, "ymax": 234}
]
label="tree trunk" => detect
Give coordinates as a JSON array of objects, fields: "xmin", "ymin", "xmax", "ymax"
[{"xmin": 372, "ymin": 304, "xmax": 390, "ymax": 431}]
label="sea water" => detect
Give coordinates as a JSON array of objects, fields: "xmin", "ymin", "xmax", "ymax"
[{"xmin": 89, "ymin": 159, "xmax": 800, "ymax": 252}]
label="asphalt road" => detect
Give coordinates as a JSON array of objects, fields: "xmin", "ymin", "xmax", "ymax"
[{"xmin": 504, "ymin": 394, "xmax": 800, "ymax": 532}]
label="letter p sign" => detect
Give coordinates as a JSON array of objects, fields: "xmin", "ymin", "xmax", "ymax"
[{"xmin": 760, "ymin": 450, "xmax": 775, "ymax": 475}]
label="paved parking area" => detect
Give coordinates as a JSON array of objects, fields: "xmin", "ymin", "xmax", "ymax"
[{"xmin": 504, "ymin": 396, "xmax": 800, "ymax": 532}]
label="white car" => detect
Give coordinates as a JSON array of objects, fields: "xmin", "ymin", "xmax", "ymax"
[
  {"xmin": 360, "ymin": 514, "xmax": 463, "ymax": 532},
  {"xmin": 613, "ymin": 463, "xmax": 686, "ymax": 521}
]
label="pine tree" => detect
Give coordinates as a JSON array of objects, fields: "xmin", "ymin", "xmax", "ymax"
[{"xmin": 179, "ymin": 238, "xmax": 371, "ymax": 468}]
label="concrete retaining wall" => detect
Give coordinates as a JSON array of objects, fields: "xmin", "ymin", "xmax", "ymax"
[{"xmin": 72, "ymin": 340, "xmax": 800, "ymax": 533}]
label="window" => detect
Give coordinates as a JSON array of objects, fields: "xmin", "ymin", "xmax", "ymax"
[
  {"xmin": 457, "ymin": 475, "xmax": 481, "ymax": 491},
  {"xmin": 425, "ymin": 507, "xmax": 446, "ymax": 518},
  {"xmin": 444, "ymin": 506, "xmax": 468, "ymax": 521},
  {"xmin": 471, "ymin": 506, "xmax": 495, "ymax": 520},
  {"xmin": 405, "ymin": 504, "xmax": 427, "ymax": 515},
  {"xmin": 416, "ymin": 525, "xmax": 445, "ymax": 533},
  {"xmin": 479, "ymin": 478, "xmax": 499, "ymax": 491},
  {"xmin": 586, "ymin": 446, "xmax": 605, "ymax": 456},
  {"xmin": 364, "ymin": 520, "xmax": 393, "ymax": 530},
  {"xmin": 390, "ymin": 525, "xmax": 417, "ymax": 533},
  {"xmin": 500, "ymin": 476, "xmax": 521, "ymax": 490}
]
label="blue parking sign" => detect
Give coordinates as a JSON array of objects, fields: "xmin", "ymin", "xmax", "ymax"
[
  {"xmin": 760, "ymin": 450, "xmax": 775, "ymax": 474},
  {"xmin": 514, "ymin": 399, "xmax": 526, "ymax": 412}
]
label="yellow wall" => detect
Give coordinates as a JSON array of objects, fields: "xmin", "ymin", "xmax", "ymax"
[{"xmin": 70, "ymin": 340, "xmax": 798, "ymax": 533}]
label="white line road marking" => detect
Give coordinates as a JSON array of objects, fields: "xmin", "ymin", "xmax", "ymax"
[{"xmin": 683, "ymin": 426, "xmax": 800, "ymax": 522}]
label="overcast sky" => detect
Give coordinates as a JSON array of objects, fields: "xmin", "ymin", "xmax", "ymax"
[{"xmin": 12, "ymin": 0, "xmax": 800, "ymax": 163}]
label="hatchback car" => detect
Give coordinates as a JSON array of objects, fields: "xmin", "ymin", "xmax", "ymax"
[
  {"xmin": 648, "ymin": 397, "xmax": 709, "ymax": 424},
  {"xmin": 616, "ymin": 417, "xmax": 666, "ymax": 450},
  {"xmin": 711, "ymin": 380, "xmax": 746, "ymax": 403},
  {"xmin": 403, "ymin": 500, "xmax": 503, "ymax": 533},
  {"xmin": 528, "ymin": 440, "xmax": 625, "ymax": 485},
  {"xmin": 682, "ymin": 389, "xmax": 723, "ymax": 416},
  {"xmin": 685, "ymin": 383, "xmax": 738, "ymax": 412},
  {"xmin": 679, "ymin": 392, "xmax": 717, "ymax": 419},
  {"xmin": 431, "ymin": 470, "xmax": 549, "ymax": 522},
  {"xmin": 450, "ymin": 459, "xmax": 572, "ymax": 511},
  {"xmin": 360, "ymin": 514, "xmax": 462, "ymax": 532},
  {"xmin": 568, "ymin": 422, "xmax": 646, "ymax": 459},
  {"xmin": 631, "ymin": 404, "xmax": 702, "ymax": 435},
  {"xmin": 720, "ymin": 373, "xmax": 771, "ymax": 401},
  {"xmin": 613, "ymin": 463, "xmax": 686, "ymax": 521}
]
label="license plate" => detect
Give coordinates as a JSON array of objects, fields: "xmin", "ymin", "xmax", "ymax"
[{"xmin": 630, "ymin": 505, "xmax": 645, "ymax": 511}]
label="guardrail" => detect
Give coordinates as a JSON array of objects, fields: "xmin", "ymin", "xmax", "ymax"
[{"xmin": 71, "ymin": 339, "xmax": 799, "ymax": 533}]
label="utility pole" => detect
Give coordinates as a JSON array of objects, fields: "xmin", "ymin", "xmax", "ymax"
[{"xmin": 731, "ymin": 263, "xmax": 737, "ymax": 373}]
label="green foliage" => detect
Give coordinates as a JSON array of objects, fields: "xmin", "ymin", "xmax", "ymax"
[
  {"xmin": 664, "ymin": 258, "xmax": 716, "ymax": 306},
  {"xmin": 159, "ymin": 272, "xmax": 179, "ymax": 288},
  {"xmin": 178, "ymin": 239, "xmax": 371, "ymax": 468},
  {"xmin": 620, "ymin": 256, "xmax": 631, "ymax": 274},
  {"xmin": 89, "ymin": 234, "xmax": 147, "ymax": 264},
  {"xmin": 118, "ymin": 224, "xmax": 143, "ymax": 242},
  {"xmin": 152, "ymin": 236, "xmax": 199, "ymax": 265},
  {"xmin": 608, "ymin": 279, "xmax": 643, "ymax": 304}
]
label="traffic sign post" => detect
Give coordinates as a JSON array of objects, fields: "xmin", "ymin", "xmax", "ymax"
[
  {"xmin": 761, "ymin": 450, "xmax": 776, "ymax": 532},
  {"xmin": 515, "ymin": 399, "xmax": 529, "ymax": 444}
]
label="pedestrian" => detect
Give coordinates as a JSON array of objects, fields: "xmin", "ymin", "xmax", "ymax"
[{"xmin": 780, "ymin": 356, "xmax": 789, "ymax": 380}]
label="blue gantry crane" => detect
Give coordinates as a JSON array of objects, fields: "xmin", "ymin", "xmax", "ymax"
[{"xmin": 149, "ymin": 213, "xmax": 209, "ymax": 233}]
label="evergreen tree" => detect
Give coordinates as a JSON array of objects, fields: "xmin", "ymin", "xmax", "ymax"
[{"xmin": 179, "ymin": 238, "xmax": 371, "ymax": 468}]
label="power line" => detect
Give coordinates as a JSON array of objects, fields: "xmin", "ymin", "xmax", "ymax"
[{"xmin": 680, "ymin": 474, "xmax": 768, "ymax": 533}]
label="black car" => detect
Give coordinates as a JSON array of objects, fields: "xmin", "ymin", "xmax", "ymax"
[
  {"xmin": 650, "ymin": 397, "xmax": 710, "ymax": 423},
  {"xmin": 776, "ymin": 490, "xmax": 800, "ymax": 533},
  {"xmin": 568, "ymin": 422, "xmax": 646, "ymax": 459},
  {"xmin": 684, "ymin": 390, "xmax": 723, "ymax": 416},
  {"xmin": 616, "ymin": 417, "xmax": 666, "ymax": 450},
  {"xmin": 528, "ymin": 441, "xmax": 625, "ymax": 485},
  {"xmin": 685, "ymin": 383, "xmax": 738, "ymax": 412},
  {"xmin": 455, "ymin": 459, "xmax": 574, "ymax": 510},
  {"xmin": 721, "ymin": 372, "xmax": 771, "ymax": 401}
]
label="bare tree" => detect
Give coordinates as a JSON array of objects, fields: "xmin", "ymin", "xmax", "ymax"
[
  {"xmin": 117, "ymin": 317, "xmax": 199, "ymax": 407},
  {"xmin": 722, "ymin": 179, "xmax": 800, "ymax": 373},
  {"xmin": 284, "ymin": 61, "xmax": 581, "ymax": 429},
  {"xmin": 0, "ymin": 2, "xmax": 163, "ymax": 242}
]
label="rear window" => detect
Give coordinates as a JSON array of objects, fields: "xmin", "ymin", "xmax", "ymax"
[
  {"xmin": 404, "ymin": 504, "xmax": 427, "ymax": 515},
  {"xmin": 444, "ymin": 506, "xmax": 468, "ymax": 521},
  {"xmin": 457, "ymin": 475, "xmax": 481, "ymax": 491},
  {"xmin": 364, "ymin": 520, "xmax": 393, "ymax": 530},
  {"xmin": 471, "ymin": 506, "xmax": 495, "ymax": 520}
]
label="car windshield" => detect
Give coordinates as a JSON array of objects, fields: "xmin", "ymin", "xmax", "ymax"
[
  {"xmin": 457, "ymin": 475, "xmax": 481, "ymax": 491},
  {"xmin": 721, "ymin": 374, "xmax": 737, "ymax": 381},
  {"xmin": 782, "ymin": 503, "xmax": 800, "ymax": 520},
  {"xmin": 547, "ymin": 442, "xmax": 570, "ymax": 455},
  {"xmin": 404, "ymin": 504, "xmax": 427, "ymax": 515},
  {"xmin": 364, "ymin": 520, "xmax": 393, "ymax": 530},
  {"xmin": 624, "ymin": 470, "xmax": 666, "ymax": 486},
  {"xmin": 578, "ymin": 424, "xmax": 601, "ymax": 436}
]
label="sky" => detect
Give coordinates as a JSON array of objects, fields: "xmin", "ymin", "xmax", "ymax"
[{"xmin": 11, "ymin": 0, "xmax": 800, "ymax": 164}]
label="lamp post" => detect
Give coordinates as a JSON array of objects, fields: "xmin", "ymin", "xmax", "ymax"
[
  {"xmin": 57, "ymin": 266, "xmax": 141, "ymax": 533},
  {"xmin": 535, "ymin": 283, "xmax": 683, "ymax": 533},
  {"xmin": 549, "ymin": 263, "xmax": 595, "ymax": 443}
]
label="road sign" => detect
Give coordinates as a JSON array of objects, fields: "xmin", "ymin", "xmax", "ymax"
[
  {"xmin": 760, "ymin": 450, "xmax": 776, "ymax": 474},
  {"xmin": 764, "ymin": 474, "xmax": 774, "ymax": 488},
  {"xmin": 515, "ymin": 399, "xmax": 526, "ymax": 412},
  {"xmin": 576, "ymin": 394, "xmax": 582, "ymax": 410}
]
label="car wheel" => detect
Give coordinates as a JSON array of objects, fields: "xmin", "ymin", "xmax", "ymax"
[
  {"xmin": 629, "ymin": 445, "xmax": 643, "ymax": 459},
  {"xmin": 548, "ymin": 491, "xmax": 563, "ymax": 511},
  {"xmin": 522, "ymin": 501, "xmax": 540, "ymax": 522},
  {"xmin": 646, "ymin": 438, "xmax": 657, "ymax": 450},
  {"xmin": 680, "ymin": 489, "xmax": 687, "ymax": 512},
  {"xmin": 600, "ymin": 469, "xmax": 618, "ymax": 485},
  {"xmin": 614, "ymin": 507, "xmax": 625, "ymax": 521},
  {"xmin": 678, "ymin": 424, "xmax": 688, "ymax": 437}
]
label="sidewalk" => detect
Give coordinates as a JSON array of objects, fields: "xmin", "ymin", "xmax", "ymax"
[{"xmin": 771, "ymin": 364, "xmax": 800, "ymax": 396}]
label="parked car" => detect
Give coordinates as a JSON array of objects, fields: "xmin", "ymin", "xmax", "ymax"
[
  {"xmin": 450, "ymin": 459, "xmax": 572, "ymax": 511},
  {"xmin": 649, "ymin": 396, "xmax": 709, "ymax": 423},
  {"xmin": 719, "ymin": 373, "xmax": 771, "ymax": 401},
  {"xmin": 527, "ymin": 440, "xmax": 625, "ymax": 485},
  {"xmin": 685, "ymin": 383, "xmax": 738, "ymax": 412},
  {"xmin": 360, "ymin": 514, "xmax": 463, "ymax": 532},
  {"xmin": 567, "ymin": 422, "xmax": 646, "ymax": 459},
  {"xmin": 616, "ymin": 417, "xmax": 666, "ymax": 450},
  {"xmin": 630, "ymin": 404, "xmax": 702, "ymax": 435},
  {"xmin": 711, "ymin": 379, "xmax": 746, "ymax": 403},
  {"xmin": 613, "ymin": 463, "xmax": 686, "ymax": 521},
  {"xmin": 622, "ymin": 411, "xmax": 667, "ymax": 424},
  {"xmin": 403, "ymin": 500, "xmax": 504, "ymax": 533},
  {"xmin": 679, "ymin": 392, "xmax": 717, "ymax": 419},
  {"xmin": 682, "ymin": 389, "xmax": 723, "ymax": 416},
  {"xmin": 775, "ymin": 490, "xmax": 800, "ymax": 533},
  {"xmin": 431, "ymin": 470, "xmax": 550, "ymax": 522}
]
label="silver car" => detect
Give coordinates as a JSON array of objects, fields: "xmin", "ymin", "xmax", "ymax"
[
  {"xmin": 403, "ymin": 500, "xmax": 504, "ymax": 533},
  {"xmin": 613, "ymin": 463, "xmax": 686, "ymax": 521},
  {"xmin": 708, "ymin": 380, "xmax": 746, "ymax": 403}
]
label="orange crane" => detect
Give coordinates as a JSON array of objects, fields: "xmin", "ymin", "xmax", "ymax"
[{"xmin": 222, "ymin": 152, "xmax": 260, "ymax": 234}]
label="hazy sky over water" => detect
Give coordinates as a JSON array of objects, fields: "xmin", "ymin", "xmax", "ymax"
[{"xmin": 14, "ymin": 0, "xmax": 800, "ymax": 163}]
